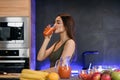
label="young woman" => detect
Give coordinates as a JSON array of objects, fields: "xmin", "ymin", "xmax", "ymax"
[{"xmin": 37, "ymin": 13, "xmax": 76, "ymax": 67}]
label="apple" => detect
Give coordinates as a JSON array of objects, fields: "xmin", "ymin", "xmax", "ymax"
[
  {"xmin": 111, "ymin": 70, "xmax": 120, "ymax": 80},
  {"xmin": 79, "ymin": 70, "xmax": 88, "ymax": 80},
  {"xmin": 114, "ymin": 69, "xmax": 120, "ymax": 72},
  {"xmin": 79, "ymin": 73, "xmax": 88, "ymax": 80},
  {"xmin": 91, "ymin": 72, "xmax": 101, "ymax": 80},
  {"xmin": 101, "ymin": 73, "xmax": 111, "ymax": 80}
]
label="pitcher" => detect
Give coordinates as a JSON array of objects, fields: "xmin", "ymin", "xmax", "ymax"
[{"xmin": 55, "ymin": 56, "xmax": 71, "ymax": 79}]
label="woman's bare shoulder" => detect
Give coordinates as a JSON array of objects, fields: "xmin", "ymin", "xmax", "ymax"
[{"xmin": 66, "ymin": 39, "xmax": 75, "ymax": 45}]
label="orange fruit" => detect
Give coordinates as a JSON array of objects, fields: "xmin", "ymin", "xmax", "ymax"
[{"xmin": 48, "ymin": 72, "xmax": 59, "ymax": 80}]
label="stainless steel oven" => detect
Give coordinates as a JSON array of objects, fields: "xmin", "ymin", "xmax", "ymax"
[
  {"xmin": 0, "ymin": 17, "xmax": 30, "ymax": 73},
  {"xmin": 0, "ymin": 49, "xmax": 29, "ymax": 73},
  {"xmin": 0, "ymin": 17, "xmax": 29, "ymax": 48}
]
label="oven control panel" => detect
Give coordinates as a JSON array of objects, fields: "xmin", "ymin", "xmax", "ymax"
[
  {"xmin": 0, "ymin": 50, "xmax": 19, "ymax": 56},
  {"xmin": 0, "ymin": 49, "xmax": 29, "ymax": 57}
]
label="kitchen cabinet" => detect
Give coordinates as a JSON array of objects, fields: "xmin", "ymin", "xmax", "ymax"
[{"xmin": 0, "ymin": 0, "xmax": 30, "ymax": 16}]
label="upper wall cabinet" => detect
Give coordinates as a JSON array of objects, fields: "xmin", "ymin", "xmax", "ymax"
[{"xmin": 0, "ymin": 0, "xmax": 30, "ymax": 16}]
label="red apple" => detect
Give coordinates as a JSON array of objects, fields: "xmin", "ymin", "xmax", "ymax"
[
  {"xmin": 101, "ymin": 73, "xmax": 111, "ymax": 80},
  {"xmin": 114, "ymin": 69, "xmax": 120, "ymax": 72},
  {"xmin": 79, "ymin": 73, "xmax": 88, "ymax": 80},
  {"xmin": 79, "ymin": 70, "xmax": 90, "ymax": 80},
  {"xmin": 91, "ymin": 72, "xmax": 101, "ymax": 80}
]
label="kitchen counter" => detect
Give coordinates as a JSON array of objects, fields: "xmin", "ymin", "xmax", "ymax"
[
  {"xmin": 0, "ymin": 73, "xmax": 79, "ymax": 80},
  {"xmin": 0, "ymin": 68, "xmax": 80, "ymax": 80},
  {"xmin": 0, "ymin": 73, "xmax": 20, "ymax": 80},
  {"xmin": 43, "ymin": 67, "xmax": 80, "ymax": 80},
  {"xmin": 60, "ymin": 77, "xmax": 80, "ymax": 80}
]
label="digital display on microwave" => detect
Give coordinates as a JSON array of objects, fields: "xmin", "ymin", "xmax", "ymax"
[{"xmin": 0, "ymin": 22, "xmax": 24, "ymax": 41}]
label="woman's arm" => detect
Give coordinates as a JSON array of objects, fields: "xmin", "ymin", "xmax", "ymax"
[
  {"xmin": 37, "ymin": 38, "xmax": 56, "ymax": 61},
  {"xmin": 37, "ymin": 24, "xmax": 56, "ymax": 61},
  {"xmin": 61, "ymin": 39, "xmax": 75, "ymax": 60}
]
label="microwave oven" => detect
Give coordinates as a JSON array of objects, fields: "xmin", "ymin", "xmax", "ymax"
[{"xmin": 0, "ymin": 17, "xmax": 29, "ymax": 48}]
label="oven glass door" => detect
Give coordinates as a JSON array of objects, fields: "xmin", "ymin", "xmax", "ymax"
[
  {"xmin": 0, "ymin": 58, "xmax": 29, "ymax": 73},
  {"xmin": 0, "ymin": 22, "xmax": 24, "ymax": 43}
]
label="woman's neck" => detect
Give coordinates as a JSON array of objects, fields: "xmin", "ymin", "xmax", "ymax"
[{"xmin": 59, "ymin": 32, "xmax": 69, "ymax": 43}]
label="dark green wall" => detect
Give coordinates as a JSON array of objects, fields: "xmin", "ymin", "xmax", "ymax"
[{"xmin": 36, "ymin": 0, "xmax": 120, "ymax": 70}]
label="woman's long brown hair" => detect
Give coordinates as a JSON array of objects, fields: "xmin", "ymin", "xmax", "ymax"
[{"xmin": 57, "ymin": 13, "xmax": 75, "ymax": 40}]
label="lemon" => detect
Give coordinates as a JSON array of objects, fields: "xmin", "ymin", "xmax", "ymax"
[{"xmin": 48, "ymin": 72, "xmax": 59, "ymax": 80}]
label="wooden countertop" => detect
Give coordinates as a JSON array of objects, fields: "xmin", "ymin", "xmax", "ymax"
[
  {"xmin": 42, "ymin": 67, "xmax": 80, "ymax": 80},
  {"xmin": 0, "ymin": 73, "xmax": 79, "ymax": 80},
  {"xmin": 0, "ymin": 68, "xmax": 80, "ymax": 80},
  {"xmin": 0, "ymin": 73, "xmax": 20, "ymax": 79}
]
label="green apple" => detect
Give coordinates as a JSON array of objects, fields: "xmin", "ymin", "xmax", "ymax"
[{"xmin": 111, "ymin": 71, "xmax": 120, "ymax": 80}]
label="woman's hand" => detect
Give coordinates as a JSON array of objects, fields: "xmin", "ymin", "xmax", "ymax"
[{"xmin": 43, "ymin": 24, "xmax": 53, "ymax": 40}]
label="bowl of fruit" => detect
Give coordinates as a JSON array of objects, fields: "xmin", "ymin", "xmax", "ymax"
[{"xmin": 79, "ymin": 68, "xmax": 120, "ymax": 80}]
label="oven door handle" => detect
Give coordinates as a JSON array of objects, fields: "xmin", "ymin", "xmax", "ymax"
[{"xmin": 0, "ymin": 60, "xmax": 25, "ymax": 63}]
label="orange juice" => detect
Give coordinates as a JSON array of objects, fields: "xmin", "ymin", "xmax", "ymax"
[
  {"xmin": 58, "ymin": 66, "xmax": 71, "ymax": 79},
  {"xmin": 43, "ymin": 26, "xmax": 56, "ymax": 36}
]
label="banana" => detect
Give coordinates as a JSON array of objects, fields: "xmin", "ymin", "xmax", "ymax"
[
  {"xmin": 20, "ymin": 69, "xmax": 49, "ymax": 80},
  {"xmin": 21, "ymin": 69, "xmax": 49, "ymax": 78},
  {"xmin": 20, "ymin": 77, "xmax": 46, "ymax": 80},
  {"xmin": 20, "ymin": 77, "xmax": 32, "ymax": 80},
  {"xmin": 20, "ymin": 72, "xmax": 46, "ymax": 79}
]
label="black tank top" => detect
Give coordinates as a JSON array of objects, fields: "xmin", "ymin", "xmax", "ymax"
[{"xmin": 49, "ymin": 39, "xmax": 70, "ymax": 67}]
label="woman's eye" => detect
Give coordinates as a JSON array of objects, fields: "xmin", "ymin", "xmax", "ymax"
[
  {"xmin": 57, "ymin": 21, "xmax": 62, "ymax": 24},
  {"xmin": 57, "ymin": 22, "xmax": 61, "ymax": 24}
]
